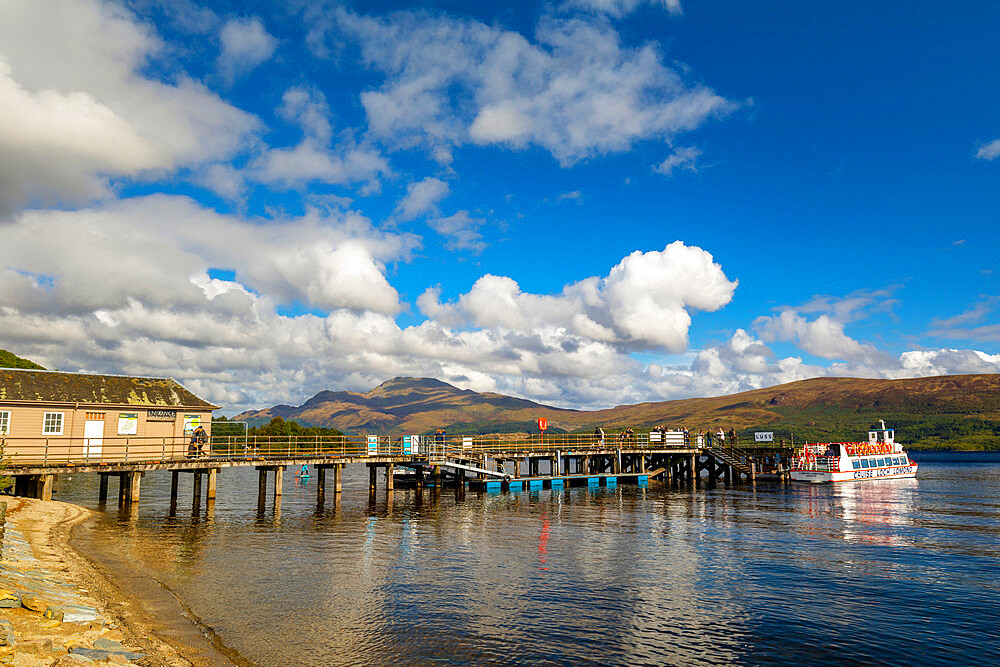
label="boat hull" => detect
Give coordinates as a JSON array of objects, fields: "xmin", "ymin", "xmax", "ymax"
[{"xmin": 791, "ymin": 463, "xmax": 918, "ymax": 484}]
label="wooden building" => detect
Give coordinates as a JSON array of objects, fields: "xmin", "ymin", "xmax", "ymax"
[{"xmin": 0, "ymin": 368, "xmax": 217, "ymax": 464}]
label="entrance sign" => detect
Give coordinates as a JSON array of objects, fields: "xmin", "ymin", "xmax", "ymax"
[{"xmin": 755, "ymin": 432, "xmax": 774, "ymax": 443}]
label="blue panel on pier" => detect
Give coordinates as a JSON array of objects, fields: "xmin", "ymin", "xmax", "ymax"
[
  {"xmin": 587, "ymin": 477, "xmax": 600, "ymax": 487},
  {"xmin": 550, "ymin": 478, "xmax": 564, "ymax": 488},
  {"xmin": 638, "ymin": 475, "xmax": 649, "ymax": 487},
  {"xmin": 486, "ymin": 480, "xmax": 502, "ymax": 492},
  {"xmin": 605, "ymin": 476, "xmax": 617, "ymax": 487},
  {"xmin": 528, "ymin": 480, "xmax": 544, "ymax": 490}
]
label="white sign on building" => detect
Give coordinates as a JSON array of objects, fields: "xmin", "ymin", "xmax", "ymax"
[{"xmin": 754, "ymin": 431, "xmax": 774, "ymax": 443}]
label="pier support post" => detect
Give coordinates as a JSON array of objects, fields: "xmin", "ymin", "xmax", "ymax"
[
  {"xmin": 99, "ymin": 474, "xmax": 109, "ymax": 503},
  {"xmin": 614, "ymin": 450, "xmax": 622, "ymax": 474},
  {"xmin": 117, "ymin": 474, "xmax": 127, "ymax": 506},
  {"xmin": 207, "ymin": 468, "xmax": 217, "ymax": 500},
  {"xmin": 257, "ymin": 469, "xmax": 267, "ymax": 508},
  {"xmin": 127, "ymin": 472, "xmax": 141, "ymax": 504},
  {"xmin": 170, "ymin": 471, "xmax": 179, "ymax": 503},
  {"xmin": 334, "ymin": 464, "xmax": 342, "ymax": 494},
  {"xmin": 386, "ymin": 463, "xmax": 394, "ymax": 491},
  {"xmin": 369, "ymin": 465, "xmax": 377, "ymax": 493},
  {"xmin": 192, "ymin": 471, "xmax": 202, "ymax": 505},
  {"xmin": 317, "ymin": 467, "xmax": 326, "ymax": 501},
  {"xmin": 689, "ymin": 454, "xmax": 697, "ymax": 487},
  {"xmin": 432, "ymin": 465, "xmax": 441, "ymax": 487},
  {"xmin": 416, "ymin": 466, "xmax": 424, "ymax": 488},
  {"xmin": 274, "ymin": 467, "xmax": 284, "ymax": 500},
  {"xmin": 724, "ymin": 466, "xmax": 732, "ymax": 485},
  {"xmin": 39, "ymin": 474, "xmax": 54, "ymax": 502}
]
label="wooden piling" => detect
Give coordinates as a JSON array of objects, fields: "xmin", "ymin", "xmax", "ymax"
[
  {"xmin": 127, "ymin": 472, "xmax": 141, "ymax": 504},
  {"xmin": 274, "ymin": 467, "xmax": 284, "ymax": 499},
  {"xmin": 257, "ymin": 469, "xmax": 267, "ymax": 508},
  {"xmin": 39, "ymin": 474, "xmax": 54, "ymax": 502},
  {"xmin": 192, "ymin": 472, "xmax": 202, "ymax": 505},
  {"xmin": 170, "ymin": 471, "xmax": 179, "ymax": 503},
  {"xmin": 334, "ymin": 464, "xmax": 342, "ymax": 494},
  {"xmin": 386, "ymin": 463, "xmax": 394, "ymax": 491},
  {"xmin": 369, "ymin": 465, "xmax": 377, "ymax": 492},
  {"xmin": 207, "ymin": 468, "xmax": 217, "ymax": 500},
  {"xmin": 99, "ymin": 474, "xmax": 109, "ymax": 503}
]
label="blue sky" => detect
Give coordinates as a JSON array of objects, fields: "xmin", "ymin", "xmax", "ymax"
[{"xmin": 1, "ymin": 0, "xmax": 998, "ymax": 412}]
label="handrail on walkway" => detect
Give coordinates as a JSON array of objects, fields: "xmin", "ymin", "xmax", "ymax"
[{"xmin": 2, "ymin": 431, "xmax": 705, "ymax": 467}]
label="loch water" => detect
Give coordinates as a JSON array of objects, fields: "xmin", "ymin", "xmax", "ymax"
[{"xmin": 53, "ymin": 454, "xmax": 1000, "ymax": 666}]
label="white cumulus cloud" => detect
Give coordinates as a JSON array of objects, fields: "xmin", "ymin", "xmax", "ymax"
[
  {"xmin": 396, "ymin": 178, "xmax": 451, "ymax": 220},
  {"xmin": 251, "ymin": 86, "xmax": 390, "ymax": 191},
  {"xmin": 561, "ymin": 0, "xmax": 683, "ymax": 18},
  {"xmin": 975, "ymin": 138, "xmax": 1000, "ymax": 161},
  {"xmin": 217, "ymin": 17, "xmax": 278, "ymax": 84},
  {"xmin": 0, "ymin": 0, "xmax": 259, "ymax": 217},
  {"xmin": 653, "ymin": 146, "xmax": 701, "ymax": 176},
  {"xmin": 328, "ymin": 9, "xmax": 732, "ymax": 165}
]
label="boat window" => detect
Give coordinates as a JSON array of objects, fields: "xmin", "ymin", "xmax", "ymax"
[
  {"xmin": 852, "ymin": 460, "xmax": 861, "ymax": 470},
  {"xmin": 876, "ymin": 458, "xmax": 885, "ymax": 467},
  {"xmin": 860, "ymin": 459, "xmax": 869, "ymax": 468},
  {"xmin": 891, "ymin": 456, "xmax": 900, "ymax": 465}
]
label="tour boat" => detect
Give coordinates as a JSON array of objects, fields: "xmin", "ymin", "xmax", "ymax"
[{"xmin": 790, "ymin": 420, "xmax": 917, "ymax": 483}]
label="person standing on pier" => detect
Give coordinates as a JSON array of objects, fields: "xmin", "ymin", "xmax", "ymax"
[
  {"xmin": 190, "ymin": 425, "xmax": 208, "ymax": 458},
  {"xmin": 595, "ymin": 426, "xmax": 605, "ymax": 447}
]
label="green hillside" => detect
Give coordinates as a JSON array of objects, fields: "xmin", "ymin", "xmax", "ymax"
[
  {"xmin": 239, "ymin": 374, "xmax": 1000, "ymax": 450},
  {"xmin": 0, "ymin": 348, "xmax": 45, "ymax": 370}
]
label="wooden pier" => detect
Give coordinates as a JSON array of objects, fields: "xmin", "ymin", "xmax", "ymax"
[{"xmin": 2, "ymin": 433, "xmax": 794, "ymax": 509}]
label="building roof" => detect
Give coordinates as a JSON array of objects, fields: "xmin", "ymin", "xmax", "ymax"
[{"xmin": 0, "ymin": 368, "xmax": 218, "ymax": 409}]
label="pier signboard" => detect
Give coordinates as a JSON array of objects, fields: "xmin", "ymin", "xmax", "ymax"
[
  {"xmin": 537, "ymin": 417, "xmax": 548, "ymax": 432},
  {"xmin": 755, "ymin": 432, "xmax": 774, "ymax": 443},
  {"xmin": 367, "ymin": 435, "xmax": 378, "ymax": 455}
]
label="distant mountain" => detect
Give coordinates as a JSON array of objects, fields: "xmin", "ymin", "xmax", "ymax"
[
  {"xmin": 237, "ymin": 374, "xmax": 1000, "ymax": 449},
  {"xmin": 237, "ymin": 377, "xmax": 578, "ymax": 435},
  {"xmin": 0, "ymin": 348, "xmax": 44, "ymax": 370}
]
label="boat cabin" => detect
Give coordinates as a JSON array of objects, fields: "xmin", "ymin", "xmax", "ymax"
[{"xmin": 868, "ymin": 419, "xmax": 895, "ymax": 447}]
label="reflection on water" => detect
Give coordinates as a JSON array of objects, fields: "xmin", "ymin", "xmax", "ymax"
[{"xmin": 54, "ymin": 460, "xmax": 1000, "ymax": 666}]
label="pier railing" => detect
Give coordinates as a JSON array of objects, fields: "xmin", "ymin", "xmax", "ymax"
[{"xmin": 2, "ymin": 431, "xmax": 699, "ymax": 467}]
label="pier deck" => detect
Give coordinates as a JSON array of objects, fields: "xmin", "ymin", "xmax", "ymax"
[{"xmin": 2, "ymin": 433, "xmax": 794, "ymax": 507}]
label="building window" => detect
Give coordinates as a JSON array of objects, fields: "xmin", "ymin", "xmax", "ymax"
[
  {"xmin": 0, "ymin": 410, "xmax": 9, "ymax": 435},
  {"xmin": 43, "ymin": 412, "xmax": 64, "ymax": 435}
]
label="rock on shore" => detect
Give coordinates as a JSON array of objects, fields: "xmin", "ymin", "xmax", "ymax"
[{"xmin": 0, "ymin": 499, "xmax": 144, "ymax": 666}]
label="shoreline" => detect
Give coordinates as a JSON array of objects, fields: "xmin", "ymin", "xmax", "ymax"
[{"xmin": 2, "ymin": 498, "xmax": 241, "ymax": 666}]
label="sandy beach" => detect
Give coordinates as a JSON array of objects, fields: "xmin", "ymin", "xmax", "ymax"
[{"xmin": 1, "ymin": 498, "xmax": 238, "ymax": 666}]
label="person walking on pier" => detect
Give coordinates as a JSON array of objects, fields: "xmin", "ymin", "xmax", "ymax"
[
  {"xmin": 595, "ymin": 426, "xmax": 605, "ymax": 447},
  {"xmin": 189, "ymin": 425, "xmax": 208, "ymax": 458}
]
